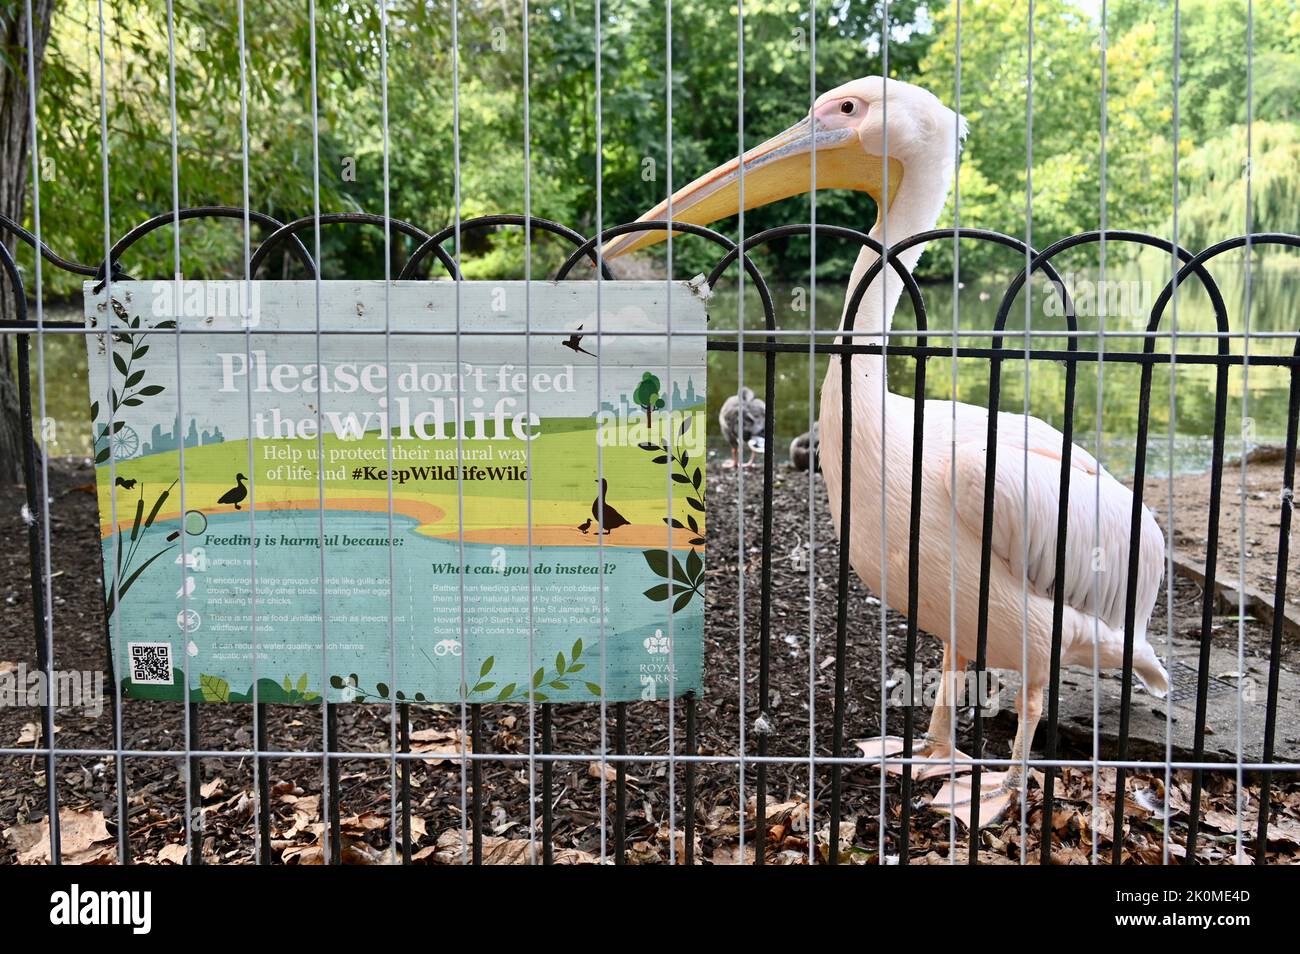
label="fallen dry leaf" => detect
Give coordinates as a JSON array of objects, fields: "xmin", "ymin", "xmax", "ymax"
[
  {"xmin": 815, "ymin": 822, "xmax": 867, "ymax": 864},
  {"xmin": 156, "ymin": 843, "xmax": 188, "ymax": 865},
  {"xmin": 431, "ymin": 828, "xmax": 596, "ymax": 865},
  {"xmin": 281, "ymin": 831, "xmax": 391, "ymax": 865},
  {"xmin": 14, "ymin": 722, "xmax": 57, "ymax": 745},
  {"xmin": 585, "ymin": 761, "xmax": 638, "ymax": 785},
  {"xmin": 408, "ymin": 727, "xmax": 470, "ymax": 763},
  {"xmin": 4, "ymin": 808, "xmax": 114, "ymax": 864},
  {"xmin": 1203, "ymin": 809, "xmax": 1248, "ymax": 834},
  {"xmin": 710, "ymin": 842, "xmax": 756, "ymax": 865},
  {"xmin": 199, "ymin": 777, "xmax": 225, "ymax": 800},
  {"xmin": 625, "ymin": 825, "xmax": 699, "ymax": 864},
  {"xmin": 281, "ymin": 795, "xmax": 320, "ymax": 840},
  {"xmin": 282, "ymin": 843, "xmax": 323, "ymax": 865},
  {"xmin": 340, "ymin": 812, "xmax": 389, "ymax": 834}
]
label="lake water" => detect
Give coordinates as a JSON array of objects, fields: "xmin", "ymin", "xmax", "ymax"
[
  {"xmin": 19, "ymin": 255, "xmax": 1300, "ymax": 479},
  {"xmin": 705, "ymin": 255, "xmax": 1300, "ymax": 479}
]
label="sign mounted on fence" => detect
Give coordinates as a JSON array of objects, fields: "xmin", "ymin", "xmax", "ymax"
[{"xmin": 84, "ymin": 280, "xmax": 706, "ymax": 704}]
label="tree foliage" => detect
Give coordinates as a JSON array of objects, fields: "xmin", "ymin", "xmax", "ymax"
[
  {"xmin": 921, "ymin": 0, "xmax": 1300, "ymax": 275},
  {"xmin": 12, "ymin": 0, "xmax": 1300, "ymax": 299}
]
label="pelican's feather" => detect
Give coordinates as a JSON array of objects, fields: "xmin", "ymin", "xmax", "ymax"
[{"xmin": 946, "ymin": 413, "xmax": 1164, "ymax": 636}]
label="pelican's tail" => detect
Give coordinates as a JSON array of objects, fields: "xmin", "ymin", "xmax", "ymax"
[
  {"xmin": 1133, "ymin": 639, "xmax": 1170, "ymax": 699},
  {"xmin": 1070, "ymin": 613, "xmax": 1169, "ymax": 699}
]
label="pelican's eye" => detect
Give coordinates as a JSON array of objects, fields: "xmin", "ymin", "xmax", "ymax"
[{"xmin": 840, "ymin": 100, "xmax": 856, "ymax": 115}]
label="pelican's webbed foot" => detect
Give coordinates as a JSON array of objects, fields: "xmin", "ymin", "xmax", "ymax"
[{"xmin": 928, "ymin": 772, "xmax": 1024, "ymax": 827}]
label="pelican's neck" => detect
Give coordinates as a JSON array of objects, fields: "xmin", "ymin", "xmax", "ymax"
[{"xmin": 838, "ymin": 152, "xmax": 952, "ymax": 384}]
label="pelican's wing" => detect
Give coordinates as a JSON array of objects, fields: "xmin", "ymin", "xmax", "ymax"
[{"xmin": 946, "ymin": 413, "xmax": 1164, "ymax": 631}]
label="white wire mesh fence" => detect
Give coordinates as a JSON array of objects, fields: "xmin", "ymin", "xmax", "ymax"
[{"xmin": 0, "ymin": 0, "xmax": 1297, "ymax": 867}]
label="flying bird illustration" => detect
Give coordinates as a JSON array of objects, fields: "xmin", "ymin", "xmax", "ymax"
[
  {"xmin": 591, "ymin": 479, "xmax": 631, "ymax": 535},
  {"xmin": 218, "ymin": 473, "xmax": 248, "ymax": 510},
  {"xmin": 562, "ymin": 325, "xmax": 598, "ymax": 358},
  {"xmin": 603, "ymin": 76, "xmax": 1170, "ymax": 825}
]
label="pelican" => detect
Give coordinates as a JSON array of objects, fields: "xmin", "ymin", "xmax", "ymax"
[
  {"xmin": 719, "ymin": 386, "xmax": 767, "ymax": 468},
  {"xmin": 604, "ymin": 76, "xmax": 1169, "ymax": 820}
]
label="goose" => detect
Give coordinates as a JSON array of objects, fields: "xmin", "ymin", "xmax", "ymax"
[
  {"xmin": 603, "ymin": 75, "xmax": 1169, "ymax": 821},
  {"xmin": 718, "ymin": 386, "xmax": 767, "ymax": 469},
  {"xmin": 789, "ymin": 424, "xmax": 820, "ymax": 473}
]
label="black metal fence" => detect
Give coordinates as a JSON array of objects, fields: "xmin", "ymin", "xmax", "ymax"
[{"xmin": 1, "ymin": 208, "xmax": 1297, "ymax": 865}]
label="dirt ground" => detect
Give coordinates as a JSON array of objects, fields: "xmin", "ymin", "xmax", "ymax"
[
  {"xmin": 1, "ymin": 456, "xmax": 1297, "ymax": 865},
  {"xmin": 1146, "ymin": 445, "xmax": 1298, "ymax": 621}
]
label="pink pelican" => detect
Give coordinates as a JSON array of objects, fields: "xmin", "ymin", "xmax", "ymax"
[{"xmin": 604, "ymin": 76, "xmax": 1169, "ymax": 820}]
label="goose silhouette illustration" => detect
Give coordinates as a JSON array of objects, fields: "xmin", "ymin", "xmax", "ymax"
[
  {"xmin": 591, "ymin": 479, "xmax": 630, "ymax": 535},
  {"xmin": 218, "ymin": 473, "xmax": 248, "ymax": 510}
]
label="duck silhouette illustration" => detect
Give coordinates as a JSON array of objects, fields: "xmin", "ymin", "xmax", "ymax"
[
  {"xmin": 591, "ymin": 479, "xmax": 630, "ymax": 535},
  {"xmin": 218, "ymin": 473, "xmax": 248, "ymax": 510},
  {"xmin": 577, "ymin": 518, "xmax": 592, "ymax": 534}
]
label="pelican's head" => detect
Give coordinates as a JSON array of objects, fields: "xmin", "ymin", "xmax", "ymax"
[{"xmin": 602, "ymin": 76, "xmax": 964, "ymax": 259}]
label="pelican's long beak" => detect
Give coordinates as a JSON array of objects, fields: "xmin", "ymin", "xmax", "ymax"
[{"xmin": 602, "ymin": 115, "xmax": 900, "ymax": 260}]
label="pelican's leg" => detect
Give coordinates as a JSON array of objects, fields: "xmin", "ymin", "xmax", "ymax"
[
  {"xmin": 724, "ymin": 446, "xmax": 738, "ymax": 469},
  {"xmin": 938, "ymin": 682, "xmax": 1044, "ymax": 825},
  {"xmin": 912, "ymin": 645, "xmax": 973, "ymax": 778},
  {"xmin": 860, "ymin": 646, "xmax": 975, "ymax": 778},
  {"xmin": 928, "ymin": 675, "xmax": 1036, "ymax": 822},
  {"xmin": 998, "ymin": 682, "xmax": 1043, "ymax": 801}
]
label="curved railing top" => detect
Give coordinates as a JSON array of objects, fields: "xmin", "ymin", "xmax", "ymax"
[{"xmin": 0, "ymin": 208, "xmax": 1296, "ymax": 345}]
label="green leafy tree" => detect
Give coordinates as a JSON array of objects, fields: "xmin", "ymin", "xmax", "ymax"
[
  {"xmin": 920, "ymin": 0, "xmax": 1175, "ymax": 277},
  {"xmin": 632, "ymin": 370, "xmax": 665, "ymax": 426}
]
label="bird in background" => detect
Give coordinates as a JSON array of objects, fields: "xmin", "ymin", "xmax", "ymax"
[
  {"xmin": 603, "ymin": 76, "xmax": 1169, "ymax": 824},
  {"xmin": 718, "ymin": 386, "xmax": 767, "ymax": 469},
  {"xmin": 562, "ymin": 325, "xmax": 598, "ymax": 358},
  {"xmin": 218, "ymin": 473, "xmax": 248, "ymax": 510},
  {"xmin": 789, "ymin": 424, "xmax": 820, "ymax": 473},
  {"xmin": 591, "ymin": 479, "xmax": 631, "ymax": 535}
]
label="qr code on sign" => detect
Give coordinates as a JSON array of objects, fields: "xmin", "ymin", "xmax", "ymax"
[{"xmin": 129, "ymin": 643, "xmax": 173, "ymax": 685}]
